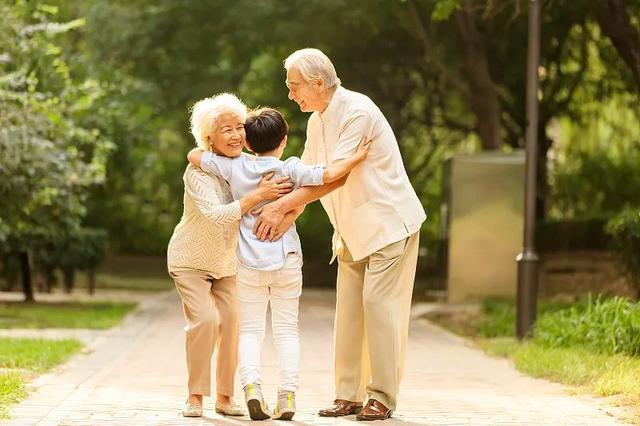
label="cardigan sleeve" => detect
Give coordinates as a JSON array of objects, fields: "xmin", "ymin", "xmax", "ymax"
[{"xmin": 183, "ymin": 166, "xmax": 241, "ymax": 225}]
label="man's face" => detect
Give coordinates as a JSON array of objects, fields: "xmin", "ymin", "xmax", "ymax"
[{"xmin": 286, "ymin": 68, "xmax": 323, "ymax": 112}]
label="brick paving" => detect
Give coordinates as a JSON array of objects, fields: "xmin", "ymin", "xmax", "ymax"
[{"xmin": 3, "ymin": 289, "xmax": 630, "ymax": 425}]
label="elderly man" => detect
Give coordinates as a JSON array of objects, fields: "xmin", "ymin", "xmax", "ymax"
[{"xmin": 253, "ymin": 48, "xmax": 426, "ymax": 421}]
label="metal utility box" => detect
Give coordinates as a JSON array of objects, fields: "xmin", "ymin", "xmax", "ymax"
[{"xmin": 441, "ymin": 152, "xmax": 525, "ymax": 303}]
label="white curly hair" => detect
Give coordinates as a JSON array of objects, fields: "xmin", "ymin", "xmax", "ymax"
[{"xmin": 189, "ymin": 93, "xmax": 247, "ymax": 149}]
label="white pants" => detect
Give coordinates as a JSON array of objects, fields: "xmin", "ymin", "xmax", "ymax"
[{"xmin": 237, "ymin": 253, "xmax": 302, "ymax": 392}]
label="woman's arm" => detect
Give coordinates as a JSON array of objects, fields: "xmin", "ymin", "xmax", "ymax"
[
  {"xmin": 238, "ymin": 172, "xmax": 294, "ymax": 215},
  {"xmin": 185, "ymin": 168, "xmax": 293, "ymax": 223},
  {"xmin": 184, "ymin": 168, "xmax": 242, "ymax": 225}
]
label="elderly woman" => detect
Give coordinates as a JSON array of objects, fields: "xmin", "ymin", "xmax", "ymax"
[{"xmin": 167, "ymin": 93, "xmax": 292, "ymax": 418}]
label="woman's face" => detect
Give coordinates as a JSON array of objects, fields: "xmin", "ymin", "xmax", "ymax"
[{"xmin": 207, "ymin": 112, "xmax": 245, "ymax": 157}]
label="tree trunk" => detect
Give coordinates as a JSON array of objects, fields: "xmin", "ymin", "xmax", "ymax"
[
  {"xmin": 62, "ymin": 267, "xmax": 75, "ymax": 294},
  {"xmin": 18, "ymin": 251, "xmax": 35, "ymax": 303},
  {"xmin": 595, "ymin": 0, "xmax": 640, "ymax": 90},
  {"xmin": 44, "ymin": 266, "xmax": 56, "ymax": 294},
  {"xmin": 87, "ymin": 269, "xmax": 96, "ymax": 295},
  {"xmin": 454, "ymin": 8, "xmax": 503, "ymax": 150}
]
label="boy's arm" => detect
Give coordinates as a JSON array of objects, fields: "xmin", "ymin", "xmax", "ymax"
[
  {"xmin": 253, "ymin": 113, "xmax": 370, "ymax": 240},
  {"xmin": 187, "ymin": 148, "xmax": 293, "ymax": 213},
  {"xmin": 187, "ymin": 148, "xmax": 232, "ymax": 179},
  {"xmin": 187, "ymin": 148, "xmax": 204, "ymax": 168},
  {"xmin": 323, "ymin": 136, "xmax": 371, "ymax": 183}
]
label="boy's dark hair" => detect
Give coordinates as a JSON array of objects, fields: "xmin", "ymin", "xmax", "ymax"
[{"xmin": 244, "ymin": 107, "xmax": 289, "ymax": 154}]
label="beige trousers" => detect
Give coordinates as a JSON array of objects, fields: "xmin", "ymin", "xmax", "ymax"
[
  {"xmin": 170, "ymin": 270, "xmax": 239, "ymax": 397},
  {"xmin": 334, "ymin": 232, "xmax": 419, "ymax": 411}
]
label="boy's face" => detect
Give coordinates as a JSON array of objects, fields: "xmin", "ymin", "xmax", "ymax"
[
  {"xmin": 208, "ymin": 112, "xmax": 245, "ymax": 158},
  {"xmin": 286, "ymin": 68, "xmax": 323, "ymax": 112}
]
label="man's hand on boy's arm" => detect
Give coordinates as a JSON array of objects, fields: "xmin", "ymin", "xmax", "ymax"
[{"xmin": 187, "ymin": 148, "xmax": 205, "ymax": 168}]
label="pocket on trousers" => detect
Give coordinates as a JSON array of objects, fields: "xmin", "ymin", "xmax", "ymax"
[
  {"xmin": 367, "ymin": 237, "xmax": 408, "ymax": 273},
  {"xmin": 283, "ymin": 252, "xmax": 303, "ymax": 269}
]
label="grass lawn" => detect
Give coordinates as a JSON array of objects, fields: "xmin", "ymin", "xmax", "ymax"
[
  {"xmin": 75, "ymin": 255, "xmax": 174, "ymax": 292},
  {"xmin": 0, "ymin": 301, "xmax": 137, "ymax": 329},
  {"xmin": 0, "ymin": 338, "xmax": 82, "ymax": 418},
  {"xmin": 480, "ymin": 339, "xmax": 640, "ymax": 403},
  {"xmin": 425, "ymin": 297, "xmax": 640, "ymax": 423}
]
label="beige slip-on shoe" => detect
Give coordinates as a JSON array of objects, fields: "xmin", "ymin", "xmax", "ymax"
[
  {"xmin": 182, "ymin": 400, "xmax": 203, "ymax": 417},
  {"xmin": 215, "ymin": 401, "xmax": 245, "ymax": 416}
]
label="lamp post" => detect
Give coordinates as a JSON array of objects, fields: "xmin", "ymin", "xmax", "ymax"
[{"xmin": 516, "ymin": 0, "xmax": 542, "ymax": 339}]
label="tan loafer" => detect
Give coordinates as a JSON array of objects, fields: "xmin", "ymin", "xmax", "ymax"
[
  {"xmin": 318, "ymin": 399, "xmax": 363, "ymax": 417},
  {"xmin": 182, "ymin": 401, "xmax": 203, "ymax": 417},
  {"xmin": 215, "ymin": 401, "xmax": 245, "ymax": 416},
  {"xmin": 356, "ymin": 399, "xmax": 392, "ymax": 421}
]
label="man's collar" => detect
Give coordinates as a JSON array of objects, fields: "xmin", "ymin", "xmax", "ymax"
[{"xmin": 319, "ymin": 86, "xmax": 345, "ymax": 120}]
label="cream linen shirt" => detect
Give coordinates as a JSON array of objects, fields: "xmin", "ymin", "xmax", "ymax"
[
  {"xmin": 167, "ymin": 165, "xmax": 241, "ymax": 276},
  {"xmin": 301, "ymin": 86, "xmax": 426, "ymax": 262}
]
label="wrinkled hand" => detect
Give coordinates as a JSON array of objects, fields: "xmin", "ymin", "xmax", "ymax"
[
  {"xmin": 257, "ymin": 172, "xmax": 293, "ymax": 201},
  {"xmin": 355, "ymin": 135, "xmax": 373, "ymax": 159},
  {"xmin": 267, "ymin": 211, "xmax": 298, "ymax": 242},
  {"xmin": 252, "ymin": 202, "xmax": 286, "ymax": 241}
]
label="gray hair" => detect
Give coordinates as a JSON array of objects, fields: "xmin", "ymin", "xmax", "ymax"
[
  {"xmin": 189, "ymin": 93, "xmax": 247, "ymax": 149},
  {"xmin": 284, "ymin": 48, "xmax": 341, "ymax": 89}
]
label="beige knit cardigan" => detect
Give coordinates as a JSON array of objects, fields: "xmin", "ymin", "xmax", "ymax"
[{"xmin": 167, "ymin": 165, "xmax": 241, "ymax": 276}]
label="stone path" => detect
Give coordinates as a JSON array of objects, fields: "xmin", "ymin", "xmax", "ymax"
[{"xmin": 3, "ymin": 289, "xmax": 630, "ymax": 425}]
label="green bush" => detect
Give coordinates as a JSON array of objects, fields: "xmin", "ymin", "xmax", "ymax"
[
  {"xmin": 535, "ymin": 296, "xmax": 640, "ymax": 357},
  {"xmin": 477, "ymin": 299, "xmax": 516, "ymax": 338},
  {"xmin": 537, "ymin": 217, "xmax": 611, "ymax": 251},
  {"xmin": 606, "ymin": 209, "xmax": 640, "ymax": 296},
  {"xmin": 476, "ymin": 299, "xmax": 572, "ymax": 338}
]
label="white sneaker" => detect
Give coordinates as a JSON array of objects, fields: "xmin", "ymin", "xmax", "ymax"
[
  {"xmin": 272, "ymin": 390, "xmax": 295, "ymax": 420},
  {"xmin": 244, "ymin": 383, "xmax": 271, "ymax": 420},
  {"xmin": 182, "ymin": 400, "xmax": 203, "ymax": 417}
]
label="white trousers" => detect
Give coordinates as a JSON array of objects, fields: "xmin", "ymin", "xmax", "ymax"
[{"xmin": 237, "ymin": 253, "xmax": 302, "ymax": 392}]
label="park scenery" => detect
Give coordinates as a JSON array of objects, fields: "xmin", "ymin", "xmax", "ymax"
[{"xmin": 1, "ymin": 1, "xmax": 640, "ymax": 425}]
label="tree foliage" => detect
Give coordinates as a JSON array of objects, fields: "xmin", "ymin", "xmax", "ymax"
[
  {"xmin": 1, "ymin": 0, "xmax": 639, "ymax": 273},
  {"xmin": 0, "ymin": 1, "xmax": 112, "ymax": 299}
]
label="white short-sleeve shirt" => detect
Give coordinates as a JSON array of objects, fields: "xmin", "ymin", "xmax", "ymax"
[{"xmin": 301, "ymin": 86, "xmax": 426, "ymax": 261}]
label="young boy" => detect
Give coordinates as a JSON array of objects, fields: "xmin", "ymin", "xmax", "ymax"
[{"xmin": 188, "ymin": 107, "xmax": 370, "ymax": 420}]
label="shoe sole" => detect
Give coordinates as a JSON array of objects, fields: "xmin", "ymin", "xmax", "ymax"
[
  {"xmin": 215, "ymin": 408, "xmax": 244, "ymax": 417},
  {"xmin": 247, "ymin": 399, "xmax": 271, "ymax": 421},
  {"xmin": 356, "ymin": 411, "xmax": 392, "ymax": 421},
  {"xmin": 318, "ymin": 407, "xmax": 363, "ymax": 417},
  {"xmin": 272, "ymin": 411, "xmax": 295, "ymax": 421}
]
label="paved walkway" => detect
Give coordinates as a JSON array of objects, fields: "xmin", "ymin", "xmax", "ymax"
[{"xmin": 3, "ymin": 289, "xmax": 629, "ymax": 425}]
